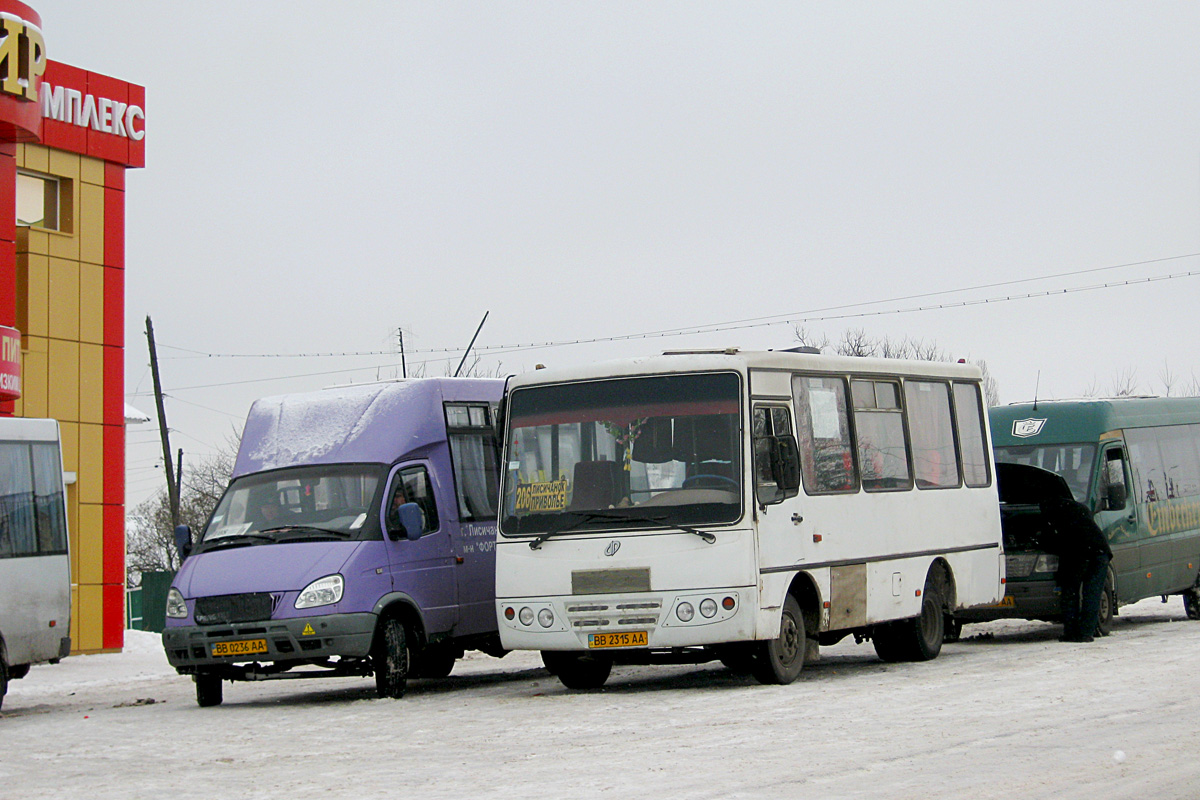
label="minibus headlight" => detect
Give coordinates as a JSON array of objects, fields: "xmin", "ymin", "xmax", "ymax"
[
  {"xmin": 295, "ymin": 574, "xmax": 344, "ymax": 609},
  {"xmin": 519, "ymin": 607, "xmax": 535, "ymax": 626},
  {"xmin": 676, "ymin": 602, "xmax": 695, "ymax": 622},
  {"xmin": 699, "ymin": 598, "xmax": 718, "ymax": 618},
  {"xmin": 166, "ymin": 587, "xmax": 188, "ymax": 619},
  {"xmin": 1034, "ymin": 555, "xmax": 1060, "ymax": 573},
  {"xmin": 538, "ymin": 608, "xmax": 555, "ymax": 628}
]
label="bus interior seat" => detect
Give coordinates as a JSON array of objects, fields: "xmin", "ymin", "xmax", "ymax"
[{"xmin": 569, "ymin": 460, "xmax": 624, "ymax": 509}]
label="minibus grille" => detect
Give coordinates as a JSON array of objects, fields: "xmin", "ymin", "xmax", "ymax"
[
  {"xmin": 194, "ymin": 592, "xmax": 276, "ymax": 625},
  {"xmin": 1005, "ymin": 554, "xmax": 1038, "ymax": 579},
  {"xmin": 566, "ymin": 598, "xmax": 663, "ymax": 629}
]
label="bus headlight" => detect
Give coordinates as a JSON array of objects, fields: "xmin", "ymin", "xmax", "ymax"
[
  {"xmin": 519, "ymin": 607, "xmax": 535, "ymax": 626},
  {"xmin": 676, "ymin": 602, "xmax": 695, "ymax": 622},
  {"xmin": 295, "ymin": 574, "xmax": 344, "ymax": 609},
  {"xmin": 699, "ymin": 598, "xmax": 718, "ymax": 618},
  {"xmin": 166, "ymin": 587, "xmax": 188, "ymax": 619},
  {"xmin": 538, "ymin": 608, "xmax": 555, "ymax": 628},
  {"xmin": 1034, "ymin": 555, "xmax": 1060, "ymax": 573}
]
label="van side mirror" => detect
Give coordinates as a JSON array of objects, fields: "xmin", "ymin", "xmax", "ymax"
[
  {"xmin": 1101, "ymin": 450, "xmax": 1128, "ymax": 511},
  {"xmin": 387, "ymin": 502, "xmax": 425, "ymax": 542},
  {"xmin": 773, "ymin": 435, "xmax": 801, "ymax": 498},
  {"xmin": 174, "ymin": 525, "xmax": 193, "ymax": 561}
]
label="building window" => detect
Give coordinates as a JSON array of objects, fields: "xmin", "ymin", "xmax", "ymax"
[{"xmin": 17, "ymin": 171, "xmax": 61, "ymax": 230}]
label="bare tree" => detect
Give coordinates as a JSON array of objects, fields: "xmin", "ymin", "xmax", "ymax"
[
  {"xmin": 792, "ymin": 327, "xmax": 1000, "ymax": 404},
  {"xmin": 1108, "ymin": 367, "xmax": 1141, "ymax": 397},
  {"xmin": 126, "ymin": 439, "xmax": 237, "ymax": 586},
  {"xmin": 1158, "ymin": 361, "xmax": 1176, "ymax": 397}
]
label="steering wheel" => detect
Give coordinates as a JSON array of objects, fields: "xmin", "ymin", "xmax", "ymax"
[{"xmin": 682, "ymin": 474, "xmax": 739, "ymax": 490}]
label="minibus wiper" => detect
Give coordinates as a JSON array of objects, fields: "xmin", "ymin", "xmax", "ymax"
[
  {"xmin": 200, "ymin": 532, "xmax": 278, "ymax": 551},
  {"xmin": 527, "ymin": 510, "xmax": 715, "ymax": 550},
  {"xmin": 260, "ymin": 525, "xmax": 353, "ymax": 540}
]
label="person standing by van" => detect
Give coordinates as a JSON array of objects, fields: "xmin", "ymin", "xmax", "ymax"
[{"xmin": 1042, "ymin": 495, "xmax": 1113, "ymax": 643}]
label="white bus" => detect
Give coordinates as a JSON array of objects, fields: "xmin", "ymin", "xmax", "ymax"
[
  {"xmin": 495, "ymin": 349, "xmax": 1004, "ymax": 688},
  {"xmin": 0, "ymin": 417, "xmax": 71, "ymax": 710}
]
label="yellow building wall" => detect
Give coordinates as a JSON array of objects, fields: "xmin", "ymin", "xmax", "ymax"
[{"xmin": 14, "ymin": 143, "xmax": 122, "ymax": 655}]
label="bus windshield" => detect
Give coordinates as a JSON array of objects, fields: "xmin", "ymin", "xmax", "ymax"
[
  {"xmin": 501, "ymin": 372, "xmax": 743, "ymax": 535},
  {"xmin": 200, "ymin": 464, "xmax": 385, "ymax": 547},
  {"xmin": 994, "ymin": 443, "xmax": 1096, "ymax": 503}
]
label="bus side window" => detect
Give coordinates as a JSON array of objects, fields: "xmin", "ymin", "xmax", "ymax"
[{"xmin": 1101, "ymin": 448, "xmax": 1129, "ymax": 511}]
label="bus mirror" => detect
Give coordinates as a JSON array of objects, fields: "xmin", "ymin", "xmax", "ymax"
[
  {"xmin": 388, "ymin": 502, "xmax": 425, "ymax": 542},
  {"xmin": 774, "ymin": 435, "xmax": 801, "ymax": 497},
  {"xmin": 174, "ymin": 525, "xmax": 193, "ymax": 561},
  {"xmin": 1105, "ymin": 481, "xmax": 1127, "ymax": 512}
]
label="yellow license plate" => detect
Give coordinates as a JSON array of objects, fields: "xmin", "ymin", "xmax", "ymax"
[
  {"xmin": 211, "ymin": 638, "xmax": 268, "ymax": 657},
  {"xmin": 994, "ymin": 596, "xmax": 1015, "ymax": 607},
  {"xmin": 587, "ymin": 631, "xmax": 648, "ymax": 649}
]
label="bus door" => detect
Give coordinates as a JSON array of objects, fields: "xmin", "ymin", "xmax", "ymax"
[
  {"xmin": 1094, "ymin": 443, "xmax": 1138, "ymax": 600},
  {"xmin": 444, "ymin": 402, "xmax": 502, "ymax": 637},
  {"xmin": 384, "ymin": 463, "xmax": 458, "ymax": 633}
]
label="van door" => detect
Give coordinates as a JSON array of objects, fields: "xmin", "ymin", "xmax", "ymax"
[
  {"xmin": 383, "ymin": 463, "xmax": 458, "ymax": 635},
  {"xmin": 1095, "ymin": 443, "xmax": 1138, "ymax": 601}
]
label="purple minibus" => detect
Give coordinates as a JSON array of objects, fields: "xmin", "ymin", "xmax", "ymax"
[{"xmin": 162, "ymin": 378, "xmax": 504, "ymax": 706}]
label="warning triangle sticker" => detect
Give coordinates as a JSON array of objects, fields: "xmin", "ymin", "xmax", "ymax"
[{"xmin": 302, "ymin": 623, "xmax": 316, "ymax": 636}]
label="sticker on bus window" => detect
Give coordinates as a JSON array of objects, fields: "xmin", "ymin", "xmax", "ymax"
[
  {"xmin": 1012, "ymin": 418, "xmax": 1047, "ymax": 438},
  {"xmin": 210, "ymin": 523, "xmax": 252, "ymax": 539},
  {"xmin": 514, "ymin": 477, "xmax": 570, "ymax": 513},
  {"xmin": 809, "ymin": 388, "xmax": 842, "ymax": 439},
  {"xmin": 350, "ymin": 513, "xmax": 367, "ymax": 530}
]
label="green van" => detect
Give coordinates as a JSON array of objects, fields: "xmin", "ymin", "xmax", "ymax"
[{"xmin": 955, "ymin": 397, "xmax": 1200, "ymax": 636}]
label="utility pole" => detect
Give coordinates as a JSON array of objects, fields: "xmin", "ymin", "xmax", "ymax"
[
  {"xmin": 146, "ymin": 315, "xmax": 180, "ymax": 528},
  {"xmin": 397, "ymin": 328, "xmax": 407, "ymax": 379},
  {"xmin": 453, "ymin": 311, "xmax": 489, "ymax": 378}
]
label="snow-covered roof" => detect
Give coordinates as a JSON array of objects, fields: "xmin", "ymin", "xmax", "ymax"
[{"xmin": 124, "ymin": 404, "xmax": 152, "ymax": 424}]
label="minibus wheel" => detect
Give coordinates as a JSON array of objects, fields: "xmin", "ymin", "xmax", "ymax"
[
  {"xmin": 1096, "ymin": 574, "xmax": 1116, "ymax": 635},
  {"xmin": 195, "ymin": 671, "xmax": 223, "ymax": 707},
  {"xmin": 751, "ymin": 594, "xmax": 805, "ymax": 685},
  {"xmin": 542, "ymin": 651, "xmax": 612, "ymax": 690},
  {"xmin": 1184, "ymin": 583, "xmax": 1200, "ymax": 621},
  {"xmin": 373, "ymin": 617, "xmax": 410, "ymax": 699}
]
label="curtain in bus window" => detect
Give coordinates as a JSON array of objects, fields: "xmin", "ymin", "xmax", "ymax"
[
  {"xmin": 450, "ymin": 431, "xmax": 499, "ymax": 520},
  {"xmin": 792, "ymin": 375, "xmax": 857, "ymax": 493},
  {"xmin": 31, "ymin": 443, "xmax": 68, "ymax": 553},
  {"xmin": 1125, "ymin": 428, "xmax": 1166, "ymax": 503},
  {"xmin": 1150, "ymin": 426, "xmax": 1200, "ymax": 500},
  {"xmin": 953, "ymin": 383, "xmax": 990, "ymax": 488},
  {"xmin": 0, "ymin": 442, "xmax": 36, "ymax": 556},
  {"xmin": 904, "ymin": 381, "xmax": 961, "ymax": 489}
]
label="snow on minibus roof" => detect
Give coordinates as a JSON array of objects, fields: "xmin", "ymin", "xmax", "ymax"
[
  {"xmin": 506, "ymin": 349, "xmax": 983, "ymax": 390},
  {"xmin": 233, "ymin": 377, "xmax": 503, "ymax": 478}
]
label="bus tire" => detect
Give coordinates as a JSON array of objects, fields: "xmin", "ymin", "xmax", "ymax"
[
  {"xmin": 542, "ymin": 651, "xmax": 612, "ymax": 690},
  {"xmin": 1096, "ymin": 573, "xmax": 1116, "ymax": 636},
  {"xmin": 373, "ymin": 617, "xmax": 410, "ymax": 699},
  {"xmin": 874, "ymin": 578, "xmax": 944, "ymax": 662},
  {"xmin": 751, "ymin": 594, "xmax": 805, "ymax": 685},
  {"xmin": 195, "ymin": 671, "xmax": 223, "ymax": 707},
  {"xmin": 1184, "ymin": 582, "xmax": 1200, "ymax": 621}
]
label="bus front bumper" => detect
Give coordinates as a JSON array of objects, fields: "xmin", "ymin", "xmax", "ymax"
[{"xmin": 497, "ymin": 587, "xmax": 758, "ymax": 652}]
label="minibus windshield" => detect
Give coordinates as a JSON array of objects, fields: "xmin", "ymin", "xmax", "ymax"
[
  {"xmin": 200, "ymin": 464, "xmax": 385, "ymax": 547},
  {"xmin": 994, "ymin": 443, "xmax": 1096, "ymax": 503},
  {"xmin": 501, "ymin": 372, "xmax": 742, "ymax": 535}
]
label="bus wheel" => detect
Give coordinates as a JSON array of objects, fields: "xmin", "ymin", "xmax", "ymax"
[
  {"xmin": 909, "ymin": 579, "xmax": 945, "ymax": 661},
  {"xmin": 373, "ymin": 617, "xmax": 410, "ymax": 699},
  {"xmin": 1184, "ymin": 584, "xmax": 1200, "ymax": 621},
  {"xmin": 751, "ymin": 594, "xmax": 805, "ymax": 685},
  {"xmin": 542, "ymin": 651, "xmax": 612, "ymax": 690},
  {"xmin": 1096, "ymin": 575, "xmax": 1116, "ymax": 636},
  {"xmin": 195, "ymin": 671, "xmax": 223, "ymax": 707}
]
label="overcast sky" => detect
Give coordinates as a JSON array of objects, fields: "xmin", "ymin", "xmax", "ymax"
[{"xmin": 31, "ymin": 1, "xmax": 1200, "ymax": 507}]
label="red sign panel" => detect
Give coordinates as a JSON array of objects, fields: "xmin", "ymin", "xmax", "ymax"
[{"xmin": 0, "ymin": 325, "xmax": 20, "ymax": 400}]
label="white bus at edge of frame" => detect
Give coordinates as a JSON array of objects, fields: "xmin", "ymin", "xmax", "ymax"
[
  {"xmin": 494, "ymin": 348, "xmax": 1004, "ymax": 689},
  {"xmin": 0, "ymin": 416, "xmax": 71, "ymax": 710}
]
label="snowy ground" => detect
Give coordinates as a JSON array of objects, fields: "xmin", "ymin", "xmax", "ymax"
[{"xmin": 3, "ymin": 597, "xmax": 1198, "ymax": 800}]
